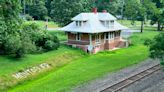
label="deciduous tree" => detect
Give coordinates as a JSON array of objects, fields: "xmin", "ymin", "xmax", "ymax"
[
  {"xmin": 148, "ymin": 33, "xmax": 164, "ymax": 66},
  {"xmin": 151, "ymin": 0, "xmax": 164, "ymax": 31},
  {"xmin": 51, "ymin": 0, "xmax": 92, "ymax": 26},
  {"xmin": 28, "ymin": 0, "xmax": 48, "ymax": 20}
]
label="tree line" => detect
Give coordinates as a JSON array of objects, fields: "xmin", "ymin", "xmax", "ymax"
[{"xmin": 22, "ymin": 0, "xmax": 163, "ymax": 31}]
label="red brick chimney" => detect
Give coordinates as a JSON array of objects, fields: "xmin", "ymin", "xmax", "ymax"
[
  {"xmin": 102, "ymin": 10, "xmax": 107, "ymax": 13},
  {"xmin": 92, "ymin": 8, "xmax": 97, "ymax": 14}
]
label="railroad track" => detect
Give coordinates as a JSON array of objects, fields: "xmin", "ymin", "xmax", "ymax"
[{"xmin": 100, "ymin": 64, "xmax": 162, "ymax": 92}]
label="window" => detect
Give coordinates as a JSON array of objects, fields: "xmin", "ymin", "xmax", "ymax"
[
  {"xmin": 106, "ymin": 21, "xmax": 109, "ymax": 27},
  {"xmin": 76, "ymin": 33, "xmax": 81, "ymax": 41},
  {"xmin": 116, "ymin": 31, "xmax": 119, "ymax": 37},
  {"xmin": 109, "ymin": 32, "xmax": 115, "ymax": 40},
  {"xmin": 95, "ymin": 34, "xmax": 101, "ymax": 43},
  {"xmin": 110, "ymin": 20, "xmax": 114, "ymax": 24},
  {"xmin": 101, "ymin": 21, "xmax": 105, "ymax": 26},
  {"xmin": 75, "ymin": 21, "xmax": 83, "ymax": 27},
  {"xmin": 101, "ymin": 21, "xmax": 110, "ymax": 27},
  {"xmin": 105, "ymin": 33, "xmax": 109, "ymax": 40},
  {"xmin": 76, "ymin": 21, "xmax": 78, "ymax": 26},
  {"xmin": 110, "ymin": 20, "xmax": 114, "ymax": 27},
  {"xmin": 79, "ymin": 21, "xmax": 82, "ymax": 26}
]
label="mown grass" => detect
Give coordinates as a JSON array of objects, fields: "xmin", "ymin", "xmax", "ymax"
[
  {"xmin": 26, "ymin": 21, "xmax": 58, "ymax": 28},
  {"xmin": 129, "ymin": 31, "xmax": 159, "ymax": 45},
  {"xmin": 9, "ymin": 30, "xmax": 160, "ymax": 92},
  {"xmin": 0, "ymin": 45, "xmax": 86, "ymax": 91},
  {"xmin": 118, "ymin": 20, "xmax": 156, "ymax": 30},
  {"xmin": 48, "ymin": 30, "xmax": 67, "ymax": 41},
  {"xmin": 118, "ymin": 20, "xmax": 142, "ymax": 27},
  {"xmin": 0, "ymin": 46, "xmax": 84, "ymax": 77},
  {"xmin": 9, "ymin": 45, "xmax": 148, "ymax": 92}
]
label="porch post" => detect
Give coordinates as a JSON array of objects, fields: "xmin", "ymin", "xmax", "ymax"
[
  {"xmin": 89, "ymin": 34, "xmax": 92, "ymax": 45},
  {"xmin": 88, "ymin": 33, "xmax": 93, "ymax": 53}
]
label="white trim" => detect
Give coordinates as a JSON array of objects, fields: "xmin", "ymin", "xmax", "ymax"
[{"xmin": 89, "ymin": 34, "xmax": 92, "ymax": 45}]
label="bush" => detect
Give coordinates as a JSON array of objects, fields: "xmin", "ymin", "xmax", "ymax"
[
  {"xmin": 0, "ymin": 21, "xmax": 60, "ymax": 58},
  {"xmin": 22, "ymin": 23, "xmax": 60, "ymax": 53},
  {"xmin": 44, "ymin": 40, "xmax": 55, "ymax": 50},
  {"xmin": 148, "ymin": 33, "xmax": 164, "ymax": 66},
  {"xmin": 35, "ymin": 33, "xmax": 60, "ymax": 51},
  {"xmin": 4, "ymin": 34, "xmax": 21, "ymax": 55},
  {"xmin": 144, "ymin": 38, "xmax": 152, "ymax": 46},
  {"xmin": 161, "ymin": 61, "xmax": 164, "ymax": 66},
  {"xmin": 25, "ymin": 14, "xmax": 33, "ymax": 21},
  {"xmin": 44, "ymin": 16, "xmax": 52, "ymax": 21}
]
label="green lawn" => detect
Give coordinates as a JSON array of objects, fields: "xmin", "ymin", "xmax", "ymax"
[
  {"xmin": 118, "ymin": 20, "xmax": 156, "ymax": 30},
  {"xmin": 129, "ymin": 31, "xmax": 159, "ymax": 45},
  {"xmin": 118, "ymin": 20, "xmax": 142, "ymax": 27},
  {"xmin": 9, "ymin": 45, "xmax": 148, "ymax": 92},
  {"xmin": 48, "ymin": 30, "xmax": 67, "ymax": 41},
  {"xmin": 8, "ymin": 30, "xmax": 160, "ymax": 92},
  {"xmin": 26, "ymin": 21, "xmax": 59, "ymax": 28},
  {"xmin": 0, "ymin": 46, "xmax": 84, "ymax": 76},
  {"xmin": 0, "ymin": 46, "xmax": 86, "ymax": 91}
]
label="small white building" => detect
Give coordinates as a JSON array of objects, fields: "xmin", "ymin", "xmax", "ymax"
[{"xmin": 59, "ymin": 8, "xmax": 128, "ymax": 53}]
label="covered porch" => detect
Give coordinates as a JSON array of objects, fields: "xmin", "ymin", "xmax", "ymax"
[{"xmin": 64, "ymin": 31, "xmax": 127, "ymax": 53}]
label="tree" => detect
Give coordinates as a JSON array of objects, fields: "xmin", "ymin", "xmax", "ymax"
[
  {"xmin": 0, "ymin": 0, "xmax": 59, "ymax": 58},
  {"xmin": 146, "ymin": 33, "xmax": 164, "ymax": 66},
  {"xmin": 124, "ymin": 0, "xmax": 145, "ymax": 33},
  {"xmin": 28, "ymin": 0, "xmax": 48, "ymax": 20},
  {"xmin": 20, "ymin": 0, "xmax": 34, "ymax": 15},
  {"xmin": 124, "ymin": 0, "xmax": 157, "ymax": 33},
  {"xmin": 151, "ymin": 0, "xmax": 164, "ymax": 31},
  {"xmin": 0, "ymin": 0, "xmax": 28, "ymax": 57},
  {"xmin": 93, "ymin": 0, "xmax": 122, "ymax": 15},
  {"xmin": 45, "ymin": 0, "xmax": 52, "ymax": 17},
  {"xmin": 51, "ymin": 0, "xmax": 92, "ymax": 26}
]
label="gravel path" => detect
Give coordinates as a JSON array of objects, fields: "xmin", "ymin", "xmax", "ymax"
[{"xmin": 72, "ymin": 59, "xmax": 160, "ymax": 92}]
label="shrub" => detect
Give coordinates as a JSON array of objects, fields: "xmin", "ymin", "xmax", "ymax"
[
  {"xmin": 44, "ymin": 16, "xmax": 52, "ymax": 21},
  {"xmin": 25, "ymin": 14, "xmax": 33, "ymax": 21},
  {"xmin": 161, "ymin": 61, "xmax": 164, "ymax": 66},
  {"xmin": 144, "ymin": 38, "xmax": 152, "ymax": 46},
  {"xmin": 36, "ymin": 33, "xmax": 60, "ymax": 51},
  {"xmin": 4, "ymin": 34, "xmax": 21, "ymax": 55},
  {"xmin": 22, "ymin": 23, "xmax": 60, "ymax": 53},
  {"xmin": 44, "ymin": 40, "xmax": 55, "ymax": 50},
  {"xmin": 148, "ymin": 33, "xmax": 164, "ymax": 66}
]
